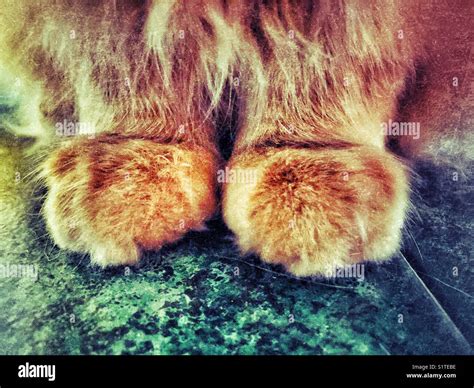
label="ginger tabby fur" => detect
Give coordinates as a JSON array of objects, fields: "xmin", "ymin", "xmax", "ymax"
[{"xmin": 0, "ymin": 1, "xmax": 471, "ymax": 275}]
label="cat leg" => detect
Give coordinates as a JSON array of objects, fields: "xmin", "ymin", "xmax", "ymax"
[
  {"xmin": 221, "ymin": 0, "xmax": 413, "ymax": 276},
  {"xmin": 223, "ymin": 145, "xmax": 409, "ymax": 276},
  {"xmin": 42, "ymin": 137, "xmax": 219, "ymax": 267}
]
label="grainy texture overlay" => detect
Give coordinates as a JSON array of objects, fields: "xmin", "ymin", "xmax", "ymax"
[{"xmin": 0, "ymin": 0, "xmax": 472, "ymax": 355}]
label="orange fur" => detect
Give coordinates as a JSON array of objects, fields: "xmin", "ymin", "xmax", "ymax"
[
  {"xmin": 0, "ymin": 1, "xmax": 470, "ymax": 274},
  {"xmin": 41, "ymin": 138, "xmax": 219, "ymax": 266},
  {"xmin": 223, "ymin": 146, "xmax": 409, "ymax": 275}
]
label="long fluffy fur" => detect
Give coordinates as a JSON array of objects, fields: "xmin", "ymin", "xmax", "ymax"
[
  {"xmin": 0, "ymin": 1, "xmax": 416, "ymax": 145},
  {"xmin": 0, "ymin": 0, "xmax": 470, "ymax": 274}
]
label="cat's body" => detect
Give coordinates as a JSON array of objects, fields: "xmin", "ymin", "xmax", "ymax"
[{"xmin": 0, "ymin": 1, "xmax": 471, "ymax": 275}]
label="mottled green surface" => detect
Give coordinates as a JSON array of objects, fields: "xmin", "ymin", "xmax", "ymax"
[
  {"xmin": 405, "ymin": 161, "xmax": 473, "ymax": 345},
  {"xmin": 0, "ymin": 0, "xmax": 473, "ymax": 357},
  {"xmin": 0, "ymin": 141, "xmax": 471, "ymax": 355}
]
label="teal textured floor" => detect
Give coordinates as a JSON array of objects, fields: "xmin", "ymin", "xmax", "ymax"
[
  {"xmin": 0, "ymin": 2, "xmax": 473, "ymax": 356},
  {"xmin": 0, "ymin": 141, "xmax": 472, "ymax": 355}
]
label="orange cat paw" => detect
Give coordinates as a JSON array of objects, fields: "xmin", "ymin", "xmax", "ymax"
[
  {"xmin": 42, "ymin": 138, "xmax": 218, "ymax": 267},
  {"xmin": 223, "ymin": 147, "xmax": 409, "ymax": 277}
]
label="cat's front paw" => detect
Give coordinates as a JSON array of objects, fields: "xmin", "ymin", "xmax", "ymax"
[
  {"xmin": 223, "ymin": 147, "xmax": 409, "ymax": 277},
  {"xmin": 42, "ymin": 138, "xmax": 218, "ymax": 267}
]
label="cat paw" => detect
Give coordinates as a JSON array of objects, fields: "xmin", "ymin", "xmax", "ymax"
[
  {"xmin": 41, "ymin": 138, "xmax": 218, "ymax": 267},
  {"xmin": 223, "ymin": 147, "xmax": 409, "ymax": 277}
]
